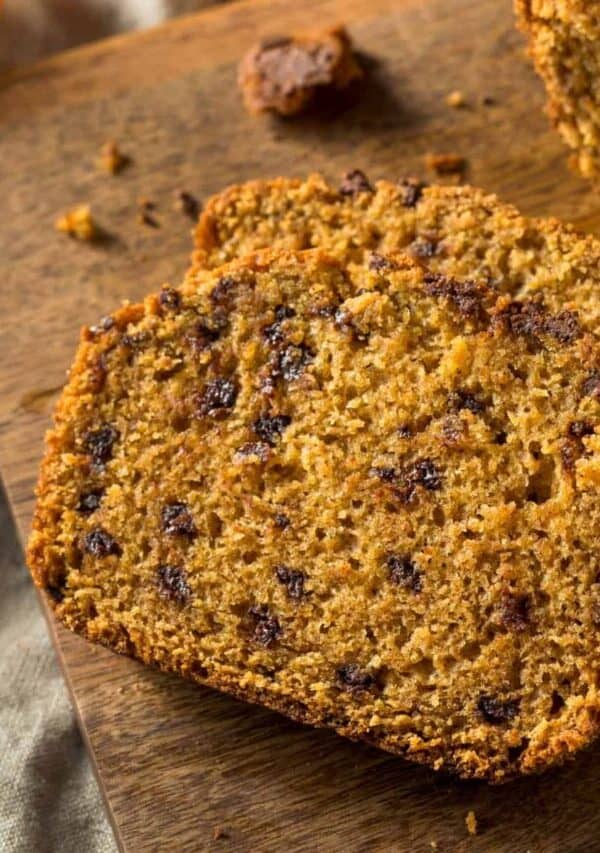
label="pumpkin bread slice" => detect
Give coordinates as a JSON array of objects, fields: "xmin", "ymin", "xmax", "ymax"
[
  {"xmin": 516, "ymin": 0, "xmax": 600, "ymax": 179},
  {"xmin": 29, "ymin": 249, "xmax": 600, "ymax": 781},
  {"xmin": 192, "ymin": 172, "xmax": 600, "ymax": 330}
]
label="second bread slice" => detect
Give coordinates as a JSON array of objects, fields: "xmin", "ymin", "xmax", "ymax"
[{"xmin": 193, "ymin": 172, "xmax": 600, "ymax": 330}]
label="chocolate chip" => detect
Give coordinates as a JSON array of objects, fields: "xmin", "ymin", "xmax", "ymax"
[
  {"xmin": 83, "ymin": 527, "xmax": 121, "ymax": 558},
  {"xmin": 494, "ymin": 430, "xmax": 507, "ymax": 445},
  {"xmin": 185, "ymin": 321, "xmax": 220, "ymax": 354},
  {"xmin": 157, "ymin": 564, "xmax": 192, "ymax": 605},
  {"xmin": 235, "ymin": 441, "xmax": 271, "ymax": 462},
  {"xmin": 336, "ymin": 663, "xmax": 376, "ymax": 693},
  {"xmin": 407, "ymin": 458, "xmax": 442, "ymax": 491},
  {"xmin": 158, "ymin": 287, "xmax": 181, "ymax": 313},
  {"xmin": 498, "ymin": 592, "xmax": 531, "ymax": 632},
  {"xmin": 423, "ymin": 272, "xmax": 485, "ymax": 321},
  {"xmin": 374, "ymin": 456, "xmax": 442, "ymax": 503},
  {"xmin": 448, "ymin": 390, "xmax": 485, "ymax": 415},
  {"xmin": 175, "ymin": 190, "xmax": 201, "ymax": 220},
  {"xmin": 339, "ymin": 169, "xmax": 374, "ymax": 196},
  {"xmin": 263, "ymin": 304, "xmax": 296, "ymax": 344},
  {"xmin": 88, "ymin": 354, "xmax": 107, "ymax": 393},
  {"xmin": 496, "ymin": 300, "xmax": 581, "ymax": 345},
  {"xmin": 477, "ymin": 695, "xmax": 519, "ymax": 724},
  {"xmin": 582, "ymin": 370, "xmax": 600, "ymax": 399},
  {"xmin": 121, "ymin": 331, "xmax": 149, "ymax": 350},
  {"xmin": 274, "ymin": 343, "xmax": 313, "ymax": 382},
  {"xmin": 398, "ymin": 177, "xmax": 427, "ymax": 208},
  {"xmin": 386, "ymin": 554, "xmax": 423, "ymax": 592},
  {"xmin": 544, "ymin": 309, "xmax": 582, "ymax": 344},
  {"xmin": 275, "ymin": 565, "xmax": 306, "ymax": 599},
  {"xmin": 561, "ymin": 439, "xmax": 578, "ymax": 472},
  {"xmin": 274, "ymin": 513, "xmax": 290, "ymax": 529},
  {"xmin": 397, "ymin": 424, "xmax": 413, "ymax": 438},
  {"xmin": 161, "ymin": 502, "xmax": 197, "ymax": 538},
  {"xmin": 88, "ymin": 316, "xmax": 115, "ymax": 336},
  {"xmin": 195, "ymin": 378, "xmax": 238, "ymax": 416},
  {"xmin": 77, "ymin": 489, "xmax": 103, "ymax": 515},
  {"xmin": 83, "ymin": 425, "xmax": 119, "ymax": 466},
  {"xmin": 263, "ymin": 322, "xmax": 285, "ymax": 345},
  {"xmin": 497, "ymin": 300, "xmax": 544, "ymax": 340},
  {"xmin": 370, "ymin": 466, "xmax": 397, "ymax": 483},
  {"xmin": 568, "ymin": 420, "xmax": 594, "ymax": 439},
  {"xmin": 369, "ymin": 253, "xmax": 399, "ymax": 272},
  {"xmin": 248, "ymin": 605, "xmax": 282, "ymax": 647},
  {"xmin": 253, "ymin": 414, "xmax": 291, "ymax": 445},
  {"xmin": 275, "ymin": 304, "xmax": 296, "ymax": 322},
  {"xmin": 211, "ymin": 275, "xmax": 238, "ymax": 308}
]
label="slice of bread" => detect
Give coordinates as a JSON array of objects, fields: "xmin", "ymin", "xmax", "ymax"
[
  {"xmin": 28, "ymin": 248, "xmax": 600, "ymax": 781},
  {"xmin": 192, "ymin": 172, "xmax": 600, "ymax": 330},
  {"xmin": 516, "ymin": 0, "xmax": 600, "ymax": 178}
]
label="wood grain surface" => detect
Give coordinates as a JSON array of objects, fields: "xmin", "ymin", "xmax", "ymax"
[{"xmin": 2, "ymin": 0, "xmax": 600, "ymax": 849}]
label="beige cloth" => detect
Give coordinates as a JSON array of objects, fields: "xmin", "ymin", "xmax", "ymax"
[{"xmin": 0, "ymin": 489, "xmax": 116, "ymax": 853}]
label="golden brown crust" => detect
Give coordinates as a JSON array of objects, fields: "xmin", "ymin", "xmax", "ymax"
[
  {"xmin": 515, "ymin": 0, "xmax": 600, "ymax": 178},
  {"xmin": 28, "ymin": 247, "xmax": 600, "ymax": 782}
]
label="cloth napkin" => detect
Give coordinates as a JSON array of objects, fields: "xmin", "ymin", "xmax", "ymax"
[{"xmin": 0, "ymin": 490, "xmax": 117, "ymax": 853}]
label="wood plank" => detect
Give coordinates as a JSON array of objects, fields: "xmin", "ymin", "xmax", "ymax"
[{"xmin": 2, "ymin": 0, "xmax": 600, "ymax": 849}]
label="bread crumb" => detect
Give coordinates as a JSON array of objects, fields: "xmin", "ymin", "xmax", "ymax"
[
  {"xmin": 446, "ymin": 90, "xmax": 465, "ymax": 108},
  {"xmin": 465, "ymin": 810, "xmax": 478, "ymax": 835},
  {"xmin": 97, "ymin": 140, "xmax": 129, "ymax": 174},
  {"xmin": 424, "ymin": 153, "xmax": 467, "ymax": 176},
  {"xmin": 137, "ymin": 198, "xmax": 159, "ymax": 228},
  {"xmin": 238, "ymin": 26, "xmax": 362, "ymax": 116},
  {"xmin": 430, "ymin": 842, "xmax": 438, "ymax": 850},
  {"xmin": 55, "ymin": 205, "xmax": 96, "ymax": 241},
  {"xmin": 174, "ymin": 190, "xmax": 201, "ymax": 220},
  {"xmin": 212, "ymin": 826, "xmax": 228, "ymax": 841}
]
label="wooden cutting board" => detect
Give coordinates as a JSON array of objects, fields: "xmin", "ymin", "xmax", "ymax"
[{"xmin": 3, "ymin": 0, "xmax": 600, "ymax": 849}]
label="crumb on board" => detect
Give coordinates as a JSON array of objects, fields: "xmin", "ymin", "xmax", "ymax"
[
  {"xmin": 430, "ymin": 842, "xmax": 438, "ymax": 850},
  {"xmin": 238, "ymin": 26, "xmax": 362, "ymax": 116},
  {"xmin": 174, "ymin": 190, "xmax": 202, "ymax": 220},
  {"xmin": 55, "ymin": 205, "xmax": 96, "ymax": 241},
  {"xmin": 465, "ymin": 810, "xmax": 478, "ymax": 836},
  {"xmin": 97, "ymin": 140, "xmax": 129, "ymax": 174},
  {"xmin": 137, "ymin": 198, "xmax": 159, "ymax": 228},
  {"xmin": 446, "ymin": 89, "xmax": 465, "ymax": 108},
  {"xmin": 424, "ymin": 152, "xmax": 467, "ymax": 176},
  {"xmin": 212, "ymin": 826, "xmax": 228, "ymax": 841}
]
